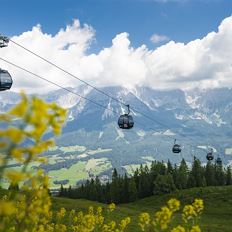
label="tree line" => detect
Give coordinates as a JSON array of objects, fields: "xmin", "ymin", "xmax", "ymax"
[{"xmin": 59, "ymin": 158, "xmax": 232, "ymax": 204}]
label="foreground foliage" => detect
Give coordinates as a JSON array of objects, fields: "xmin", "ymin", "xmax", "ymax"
[{"xmin": 0, "ymin": 94, "xmax": 203, "ymax": 231}]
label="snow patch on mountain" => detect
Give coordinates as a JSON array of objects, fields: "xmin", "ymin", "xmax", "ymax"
[
  {"xmin": 163, "ymin": 129, "xmax": 175, "ymax": 136},
  {"xmin": 212, "ymin": 112, "xmax": 226, "ymax": 127},
  {"xmin": 68, "ymin": 111, "xmax": 75, "ymax": 121},
  {"xmin": 102, "ymin": 100, "xmax": 114, "ymax": 120},
  {"xmin": 185, "ymin": 94, "xmax": 200, "ymax": 109},
  {"xmin": 99, "ymin": 131, "xmax": 103, "ymax": 139},
  {"xmin": 57, "ymin": 93, "xmax": 80, "ymax": 109},
  {"xmin": 115, "ymin": 127, "xmax": 125, "ymax": 140},
  {"xmin": 175, "ymin": 114, "xmax": 186, "ymax": 120},
  {"xmin": 115, "ymin": 127, "xmax": 130, "ymax": 144},
  {"xmin": 137, "ymin": 130, "xmax": 146, "ymax": 137},
  {"xmin": 194, "ymin": 112, "xmax": 212, "ymax": 124}
]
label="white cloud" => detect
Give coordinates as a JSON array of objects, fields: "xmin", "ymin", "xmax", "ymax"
[
  {"xmin": 0, "ymin": 19, "xmax": 95, "ymax": 93},
  {"xmin": 150, "ymin": 34, "xmax": 169, "ymax": 44},
  {"xmin": 1, "ymin": 16, "xmax": 232, "ymax": 93}
]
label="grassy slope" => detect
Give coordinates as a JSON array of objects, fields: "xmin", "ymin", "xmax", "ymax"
[{"xmin": 52, "ymin": 185, "xmax": 232, "ymax": 232}]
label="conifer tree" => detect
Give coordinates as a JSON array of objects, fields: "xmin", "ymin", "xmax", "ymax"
[
  {"xmin": 175, "ymin": 159, "xmax": 188, "ymax": 189},
  {"xmin": 205, "ymin": 161, "xmax": 216, "ymax": 186},
  {"xmin": 226, "ymin": 166, "xmax": 232, "ymax": 185},
  {"xmin": 110, "ymin": 168, "xmax": 120, "ymax": 203},
  {"xmin": 215, "ymin": 162, "xmax": 226, "ymax": 186},
  {"xmin": 128, "ymin": 178, "xmax": 138, "ymax": 202},
  {"xmin": 188, "ymin": 158, "xmax": 206, "ymax": 188},
  {"xmin": 167, "ymin": 160, "xmax": 174, "ymax": 175},
  {"xmin": 153, "ymin": 174, "xmax": 176, "ymax": 194}
]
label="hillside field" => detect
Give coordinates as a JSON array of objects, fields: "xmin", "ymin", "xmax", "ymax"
[
  {"xmin": 52, "ymin": 185, "xmax": 232, "ymax": 232},
  {"xmin": 1, "ymin": 185, "xmax": 232, "ymax": 231}
]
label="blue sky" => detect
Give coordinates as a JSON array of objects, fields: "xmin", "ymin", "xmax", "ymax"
[{"xmin": 1, "ymin": 0, "xmax": 232, "ymax": 52}]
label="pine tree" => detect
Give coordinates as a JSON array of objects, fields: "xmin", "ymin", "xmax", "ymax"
[
  {"xmin": 110, "ymin": 169, "xmax": 120, "ymax": 203},
  {"xmin": 167, "ymin": 160, "xmax": 174, "ymax": 175},
  {"xmin": 59, "ymin": 184, "xmax": 64, "ymax": 196},
  {"xmin": 122, "ymin": 174, "xmax": 129, "ymax": 203},
  {"xmin": 226, "ymin": 166, "xmax": 232, "ymax": 185},
  {"xmin": 153, "ymin": 174, "xmax": 176, "ymax": 195},
  {"xmin": 128, "ymin": 178, "xmax": 137, "ymax": 202},
  {"xmin": 205, "ymin": 161, "xmax": 216, "ymax": 186},
  {"xmin": 138, "ymin": 165, "xmax": 152, "ymax": 198},
  {"xmin": 215, "ymin": 163, "xmax": 226, "ymax": 186},
  {"xmin": 175, "ymin": 159, "xmax": 188, "ymax": 189},
  {"xmin": 188, "ymin": 158, "xmax": 206, "ymax": 188},
  {"xmin": 68, "ymin": 185, "xmax": 72, "ymax": 198}
]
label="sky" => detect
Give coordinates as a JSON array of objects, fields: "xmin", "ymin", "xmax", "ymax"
[{"xmin": 0, "ymin": 0, "xmax": 232, "ymax": 93}]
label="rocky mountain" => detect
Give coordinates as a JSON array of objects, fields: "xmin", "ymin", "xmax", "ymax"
[{"xmin": 1, "ymin": 86, "xmax": 232, "ymax": 186}]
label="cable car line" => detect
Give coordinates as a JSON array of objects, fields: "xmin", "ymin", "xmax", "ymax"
[
  {"xmin": 0, "ymin": 37, "xmax": 208, "ymax": 156},
  {"xmin": 0, "ymin": 57, "xmax": 199, "ymax": 156},
  {"xmin": 1, "ymin": 58, "xmax": 202, "ymax": 163},
  {"xmin": 0, "ymin": 36, "xmax": 225, "ymax": 163},
  {"xmin": 7, "ymin": 38, "xmax": 199, "ymax": 144},
  {"xmin": 0, "ymin": 57, "xmax": 120, "ymax": 115},
  {"xmin": 8, "ymin": 39, "xmax": 128, "ymax": 108}
]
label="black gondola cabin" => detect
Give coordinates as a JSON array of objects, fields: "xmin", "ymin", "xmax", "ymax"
[
  {"xmin": 172, "ymin": 139, "xmax": 181, "ymax": 153},
  {"xmin": 0, "ymin": 69, "xmax": 13, "ymax": 91},
  {"xmin": 216, "ymin": 157, "xmax": 222, "ymax": 165},
  {"xmin": 172, "ymin": 144, "xmax": 181, "ymax": 153},
  {"xmin": 118, "ymin": 104, "xmax": 134, "ymax": 129},
  {"xmin": 206, "ymin": 152, "xmax": 214, "ymax": 161},
  {"xmin": 118, "ymin": 114, "xmax": 134, "ymax": 129}
]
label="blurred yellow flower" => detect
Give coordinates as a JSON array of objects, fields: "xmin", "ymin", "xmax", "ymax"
[
  {"xmin": 108, "ymin": 203, "xmax": 116, "ymax": 212},
  {"xmin": 171, "ymin": 225, "xmax": 186, "ymax": 232},
  {"xmin": 190, "ymin": 225, "xmax": 201, "ymax": 232},
  {"xmin": 168, "ymin": 198, "xmax": 180, "ymax": 212}
]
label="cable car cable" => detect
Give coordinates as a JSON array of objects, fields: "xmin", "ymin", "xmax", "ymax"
[
  {"xmin": 6, "ymin": 38, "xmax": 201, "ymax": 144},
  {"xmin": 0, "ymin": 55, "xmax": 195, "ymax": 152},
  {"xmin": 0, "ymin": 57, "xmax": 120, "ymax": 115}
]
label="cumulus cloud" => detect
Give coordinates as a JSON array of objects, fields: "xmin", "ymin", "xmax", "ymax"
[
  {"xmin": 0, "ymin": 19, "xmax": 95, "ymax": 93},
  {"xmin": 1, "ymin": 16, "xmax": 232, "ymax": 93},
  {"xmin": 150, "ymin": 33, "xmax": 169, "ymax": 44}
]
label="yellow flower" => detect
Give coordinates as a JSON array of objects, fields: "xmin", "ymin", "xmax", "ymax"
[
  {"xmin": 11, "ymin": 148, "xmax": 24, "ymax": 161},
  {"xmin": 0, "ymin": 200, "xmax": 15, "ymax": 216},
  {"xmin": 139, "ymin": 212, "xmax": 151, "ymax": 231},
  {"xmin": 190, "ymin": 225, "xmax": 201, "ymax": 232},
  {"xmin": 155, "ymin": 206, "xmax": 172, "ymax": 230},
  {"xmin": 171, "ymin": 225, "xmax": 186, "ymax": 232},
  {"xmin": 108, "ymin": 203, "xmax": 116, "ymax": 212},
  {"xmin": 193, "ymin": 199, "xmax": 204, "ymax": 214},
  {"xmin": 5, "ymin": 128, "xmax": 24, "ymax": 143},
  {"xmin": 6, "ymin": 171, "xmax": 25, "ymax": 185},
  {"xmin": 9, "ymin": 93, "xmax": 28, "ymax": 117},
  {"xmin": 119, "ymin": 217, "xmax": 131, "ymax": 230},
  {"xmin": 182, "ymin": 205, "xmax": 197, "ymax": 222},
  {"xmin": 168, "ymin": 198, "xmax": 180, "ymax": 212}
]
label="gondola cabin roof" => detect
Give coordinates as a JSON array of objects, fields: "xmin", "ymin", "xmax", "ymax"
[{"xmin": 0, "ymin": 69, "xmax": 13, "ymax": 91}]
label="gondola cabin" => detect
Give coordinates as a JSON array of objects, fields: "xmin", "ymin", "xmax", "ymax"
[
  {"xmin": 172, "ymin": 144, "xmax": 181, "ymax": 153},
  {"xmin": 216, "ymin": 157, "xmax": 222, "ymax": 165},
  {"xmin": 118, "ymin": 114, "xmax": 134, "ymax": 129},
  {"xmin": 0, "ymin": 69, "xmax": 13, "ymax": 91},
  {"xmin": 206, "ymin": 152, "xmax": 214, "ymax": 161}
]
